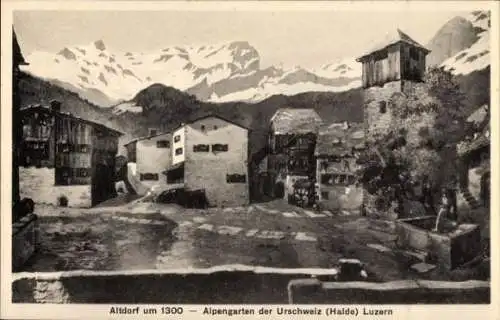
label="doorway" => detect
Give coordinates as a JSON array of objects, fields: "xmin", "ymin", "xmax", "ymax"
[{"xmin": 91, "ymin": 150, "xmax": 116, "ymax": 206}]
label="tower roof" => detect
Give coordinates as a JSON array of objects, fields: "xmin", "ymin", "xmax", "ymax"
[{"xmin": 356, "ymin": 29, "xmax": 430, "ymax": 62}]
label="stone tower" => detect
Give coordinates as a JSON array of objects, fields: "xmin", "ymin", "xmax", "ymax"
[{"xmin": 356, "ymin": 29, "xmax": 431, "ymax": 141}]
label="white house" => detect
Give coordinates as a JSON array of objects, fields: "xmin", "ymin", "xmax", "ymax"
[
  {"xmin": 165, "ymin": 114, "xmax": 249, "ymax": 207},
  {"xmin": 124, "ymin": 132, "xmax": 172, "ymax": 195}
]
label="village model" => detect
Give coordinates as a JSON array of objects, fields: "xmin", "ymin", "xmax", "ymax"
[{"xmin": 7, "ymin": 6, "xmax": 492, "ymax": 307}]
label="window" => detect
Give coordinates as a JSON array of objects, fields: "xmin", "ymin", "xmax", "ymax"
[
  {"xmin": 140, "ymin": 173, "xmax": 159, "ymax": 181},
  {"xmin": 212, "ymin": 144, "xmax": 228, "ymax": 152},
  {"xmin": 22, "ymin": 141, "xmax": 50, "ymax": 165},
  {"xmin": 148, "ymin": 128, "xmax": 158, "ymax": 136},
  {"xmin": 409, "ymin": 47, "xmax": 419, "ymax": 60},
  {"xmin": 201, "ymin": 125, "xmax": 206, "ymax": 131},
  {"xmin": 343, "ymin": 159, "xmax": 351, "ymax": 171},
  {"xmin": 379, "ymin": 101, "xmax": 387, "ymax": 114},
  {"xmin": 156, "ymin": 140, "xmax": 170, "ymax": 148},
  {"xmin": 213, "ymin": 125, "xmax": 218, "ymax": 130},
  {"xmin": 321, "ymin": 191, "xmax": 329, "ymax": 200},
  {"xmin": 193, "ymin": 144, "xmax": 209, "ymax": 152},
  {"xmin": 175, "ymin": 148, "xmax": 183, "ymax": 155},
  {"xmin": 227, "ymin": 174, "xmax": 246, "ymax": 183},
  {"xmin": 75, "ymin": 168, "xmax": 90, "ymax": 178},
  {"xmin": 55, "ymin": 167, "xmax": 90, "ymax": 185},
  {"xmin": 22, "ymin": 124, "xmax": 32, "ymax": 138},
  {"xmin": 174, "ymin": 135, "xmax": 181, "ymax": 143}
]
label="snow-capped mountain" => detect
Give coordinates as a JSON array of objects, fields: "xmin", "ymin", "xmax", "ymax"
[
  {"xmin": 440, "ymin": 11, "xmax": 490, "ymax": 75},
  {"xmin": 22, "ymin": 40, "xmax": 360, "ymax": 107}
]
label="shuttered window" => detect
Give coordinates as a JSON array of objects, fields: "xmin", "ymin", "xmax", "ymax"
[
  {"xmin": 140, "ymin": 173, "xmax": 159, "ymax": 181},
  {"xmin": 193, "ymin": 144, "xmax": 209, "ymax": 152},
  {"xmin": 212, "ymin": 144, "xmax": 228, "ymax": 152},
  {"xmin": 156, "ymin": 140, "xmax": 170, "ymax": 148},
  {"xmin": 227, "ymin": 174, "xmax": 246, "ymax": 183}
]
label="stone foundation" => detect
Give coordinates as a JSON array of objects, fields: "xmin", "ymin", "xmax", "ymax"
[{"xmin": 19, "ymin": 167, "xmax": 91, "ymax": 208}]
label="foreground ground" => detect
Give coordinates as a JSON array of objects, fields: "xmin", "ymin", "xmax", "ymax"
[{"xmin": 22, "ymin": 198, "xmax": 489, "ymax": 282}]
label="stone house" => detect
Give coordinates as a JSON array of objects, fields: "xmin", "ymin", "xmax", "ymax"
[
  {"xmin": 124, "ymin": 132, "xmax": 172, "ymax": 195},
  {"xmin": 315, "ymin": 122, "xmax": 365, "ymax": 211},
  {"xmin": 267, "ymin": 108, "xmax": 323, "ymax": 201},
  {"xmin": 19, "ymin": 100, "xmax": 123, "ymax": 207},
  {"xmin": 164, "ymin": 114, "xmax": 250, "ymax": 207},
  {"xmin": 457, "ymin": 106, "xmax": 490, "ymax": 210}
]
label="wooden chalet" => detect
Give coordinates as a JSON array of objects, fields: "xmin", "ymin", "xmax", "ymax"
[{"xmin": 19, "ymin": 100, "xmax": 123, "ymax": 207}]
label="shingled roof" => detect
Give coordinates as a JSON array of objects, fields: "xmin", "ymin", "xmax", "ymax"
[
  {"xmin": 314, "ymin": 122, "xmax": 365, "ymax": 157},
  {"xmin": 356, "ymin": 29, "xmax": 430, "ymax": 62},
  {"xmin": 270, "ymin": 108, "xmax": 323, "ymax": 135}
]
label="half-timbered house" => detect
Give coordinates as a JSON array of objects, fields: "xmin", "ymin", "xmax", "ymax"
[
  {"xmin": 267, "ymin": 108, "xmax": 323, "ymax": 201},
  {"xmin": 315, "ymin": 122, "xmax": 365, "ymax": 211}
]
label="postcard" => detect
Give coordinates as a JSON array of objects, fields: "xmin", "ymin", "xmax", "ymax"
[{"xmin": 1, "ymin": 1, "xmax": 498, "ymax": 319}]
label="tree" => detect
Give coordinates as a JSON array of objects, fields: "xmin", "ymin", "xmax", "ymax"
[{"xmin": 358, "ymin": 67, "xmax": 468, "ymax": 217}]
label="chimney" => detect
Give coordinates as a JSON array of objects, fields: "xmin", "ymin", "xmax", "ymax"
[{"xmin": 50, "ymin": 100, "xmax": 61, "ymax": 113}]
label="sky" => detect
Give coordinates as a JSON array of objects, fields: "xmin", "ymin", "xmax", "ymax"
[{"xmin": 14, "ymin": 10, "xmax": 465, "ymax": 69}]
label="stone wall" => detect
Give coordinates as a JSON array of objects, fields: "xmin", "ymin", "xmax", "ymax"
[
  {"xmin": 363, "ymin": 80, "xmax": 429, "ymax": 141},
  {"xmin": 19, "ymin": 167, "xmax": 91, "ymax": 208},
  {"xmin": 12, "ymin": 268, "xmax": 339, "ymax": 304},
  {"xmin": 12, "ymin": 214, "xmax": 39, "ymax": 271},
  {"xmin": 288, "ymin": 278, "xmax": 490, "ymax": 304},
  {"xmin": 11, "ymin": 269, "xmax": 490, "ymax": 304}
]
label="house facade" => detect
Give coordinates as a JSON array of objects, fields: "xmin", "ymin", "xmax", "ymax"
[
  {"xmin": 13, "ymin": 29, "xmax": 29, "ymax": 207},
  {"xmin": 457, "ymin": 106, "xmax": 490, "ymax": 210},
  {"xmin": 19, "ymin": 100, "xmax": 123, "ymax": 208},
  {"xmin": 267, "ymin": 108, "xmax": 323, "ymax": 200},
  {"xmin": 315, "ymin": 122, "xmax": 365, "ymax": 211},
  {"xmin": 165, "ymin": 115, "xmax": 249, "ymax": 207},
  {"xmin": 124, "ymin": 132, "xmax": 172, "ymax": 194}
]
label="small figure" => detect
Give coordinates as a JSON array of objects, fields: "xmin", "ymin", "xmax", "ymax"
[{"xmin": 433, "ymin": 189, "xmax": 454, "ymax": 232}]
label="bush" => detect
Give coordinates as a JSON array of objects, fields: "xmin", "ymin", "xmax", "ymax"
[{"xmin": 57, "ymin": 195, "xmax": 68, "ymax": 207}]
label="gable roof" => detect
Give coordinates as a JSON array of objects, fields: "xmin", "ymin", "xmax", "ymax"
[
  {"xmin": 458, "ymin": 118, "xmax": 490, "ymax": 156},
  {"xmin": 123, "ymin": 131, "xmax": 172, "ymax": 147},
  {"xmin": 172, "ymin": 113, "xmax": 250, "ymax": 132},
  {"xmin": 314, "ymin": 122, "xmax": 365, "ymax": 157},
  {"xmin": 270, "ymin": 108, "xmax": 323, "ymax": 134},
  {"xmin": 13, "ymin": 29, "xmax": 28, "ymax": 66},
  {"xmin": 356, "ymin": 29, "xmax": 430, "ymax": 62},
  {"xmin": 467, "ymin": 105, "xmax": 489, "ymax": 124},
  {"xmin": 20, "ymin": 104, "xmax": 123, "ymax": 136}
]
